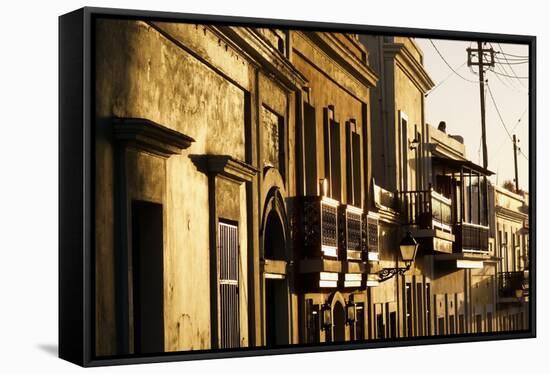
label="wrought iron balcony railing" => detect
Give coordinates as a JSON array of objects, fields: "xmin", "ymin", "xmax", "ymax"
[
  {"xmin": 299, "ymin": 196, "xmax": 340, "ymax": 258},
  {"xmin": 340, "ymin": 205, "xmax": 363, "ymax": 261},
  {"xmin": 400, "ymin": 189, "xmax": 452, "ymax": 232},
  {"xmin": 498, "ymin": 271, "xmax": 529, "ymax": 298},
  {"xmin": 455, "ymin": 221, "xmax": 490, "ymax": 253},
  {"xmin": 297, "ymin": 196, "xmax": 379, "ymax": 262}
]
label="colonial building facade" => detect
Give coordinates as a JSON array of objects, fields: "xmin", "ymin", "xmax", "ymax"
[
  {"xmin": 360, "ymin": 35, "xmax": 435, "ymax": 339},
  {"xmin": 94, "ymin": 20, "xmax": 529, "ymax": 356},
  {"xmin": 423, "ymin": 123, "xmax": 497, "ymax": 335},
  {"xmin": 494, "ymin": 186, "xmax": 529, "ymax": 331}
]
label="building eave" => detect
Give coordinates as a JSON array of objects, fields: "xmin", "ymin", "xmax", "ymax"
[
  {"xmin": 304, "ymin": 31, "xmax": 379, "ymax": 88},
  {"xmin": 384, "ymin": 43, "xmax": 435, "ymax": 93},
  {"xmin": 495, "ymin": 206, "xmax": 528, "ymax": 222},
  {"xmin": 221, "ymin": 26, "xmax": 309, "ymax": 91}
]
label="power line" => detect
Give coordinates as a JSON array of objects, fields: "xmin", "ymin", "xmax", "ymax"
[
  {"xmin": 489, "ymin": 44, "xmax": 527, "ymax": 92},
  {"xmin": 488, "ymin": 69, "xmax": 529, "ymax": 80},
  {"xmin": 511, "ymin": 107, "xmax": 528, "ymax": 133},
  {"xmin": 489, "ymin": 62, "xmax": 527, "ymax": 94},
  {"xmin": 496, "ymin": 60, "xmax": 528, "ymax": 65},
  {"xmin": 491, "ymin": 67, "xmax": 514, "ymax": 89},
  {"xmin": 429, "ymin": 39, "xmax": 479, "ymax": 83},
  {"xmin": 425, "ymin": 61, "xmax": 467, "ymax": 96},
  {"xmin": 494, "ymin": 106, "xmax": 528, "ymax": 157},
  {"xmin": 494, "ymin": 54, "xmax": 529, "ymax": 60},
  {"xmin": 497, "ymin": 43, "xmax": 528, "ymax": 88},
  {"xmin": 495, "ymin": 56, "xmax": 529, "ymax": 62},
  {"xmin": 487, "ymin": 83, "xmax": 530, "ymax": 162},
  {"xmin": 496, "ymin": 51, "xmax": 528, "ymax": 59},
  {"xmin": 519, "ymin": 149, "xmax": 529, "ymax": 161},
  {"xmin": 486, "ymin": 53, "xmax": 518, "ymax": 90},
  {"xmin": 487, "ymin": 83, "xmax": 514, "ymax": 142}
]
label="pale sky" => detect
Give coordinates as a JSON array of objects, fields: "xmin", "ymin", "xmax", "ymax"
[{"xmin": 415, "ymin": 38, "xmax": 530, "ymax": 192}]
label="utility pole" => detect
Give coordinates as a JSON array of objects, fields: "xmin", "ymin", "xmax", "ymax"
[
  {"xmin": 513, "ymin": 134, "xmax": 520, "ymax": 193},
  {"xmin": 467, "ymin": 42, "xmax": 495, "ymax": 169}
]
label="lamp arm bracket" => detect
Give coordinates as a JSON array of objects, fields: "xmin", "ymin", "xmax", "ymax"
[{"xmin": 377, "ymin": 263, "xmax": 411, "ymax": 282}]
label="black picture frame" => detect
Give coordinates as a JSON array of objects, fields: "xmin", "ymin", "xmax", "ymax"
[{"xmin": 59, "ymin": 6, "xmax": 536, "ymax": 367}]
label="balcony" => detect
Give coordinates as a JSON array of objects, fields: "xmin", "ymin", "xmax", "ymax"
[
  {"xmin": 339, "ymin": 205, "xmax": 363, "ymax": 261},
  {"xmin": 498, "ymin": 271, "xmax": 529, "ymax": 300},
  {"xmin": 296, "ymin": 196, "xmax": 339, "ymax": 258},
  {"xmin": 373, "ymin": 182, "xmax": 398, "ymax": 211},
  {"xmin": 294, "ymin": 196, "xmax": 369, "ymax": 290},
  {"xmin": 454, "ymin": 222, "xmax": 490, "ymax": 253},
  {"xmin": 400, "ymin": 189, "xmax": 454, "ymax": 253},
  {"xmin": 365, "ymin": 212, "xmax": 380, "ymax": 261},
  {"xmin": 401, "ymin": 189, "xmax": 452, "ymax": 231}
]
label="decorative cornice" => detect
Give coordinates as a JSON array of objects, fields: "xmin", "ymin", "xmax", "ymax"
[
  {"xmin": 495, "ymin": 185, "xmax": 528, "ymax": 201},
  {"xmin": 190, "ymin": 154, "xmax": 258, "ymax": 183},
  {"xmin": 384, "ymin": 43, "xmax": 435, "ymax": 93},
  {"xmin": 113, "ymin": 117, "xmax": 195, "ymax": 158},
  {"xmin": 149, "ymin": 21, "xmax": 253, "ymax": 92},
  {"xmin": 305, "ymin": 31, "xmax": 379, "ymax": 88},
  {"xmin": 496, "ymin": 206, "xmax": 528, "ymax": 222},
  {"xmin": 219, "ymin": 26, "xmax": 309, "ymax": 91}
]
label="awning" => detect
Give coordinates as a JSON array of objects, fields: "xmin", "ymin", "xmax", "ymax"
[{"xmin": 432, "ymin": 156, "xmax": 495, "ymax": 176}]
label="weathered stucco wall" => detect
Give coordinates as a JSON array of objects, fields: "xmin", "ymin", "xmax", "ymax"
[
  {"xmin": 495, "ymin": 187, "xmax": 528, "ymax": 273},
  {"xmin": 291, "ymin": 42, "xmax": 367, "ymax": 206},
  {"xmin": 394, "ymin": 64, "xmax": 424, "ymax": 191},
  {"xmin": 95, "ymin": 19, "xmax": 251, "ymax": 354},
  {"xmin": 471, "ymin": 267, "xmax": 496, "ymax": 306},
  {"xmin": 290, "ymin": 31, "xmax": 373, "ymax": 342}
]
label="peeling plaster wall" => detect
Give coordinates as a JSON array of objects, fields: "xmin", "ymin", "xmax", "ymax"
[{"xmin": 95, "ymin": 19, "xmax": 249, "ymax": 354}]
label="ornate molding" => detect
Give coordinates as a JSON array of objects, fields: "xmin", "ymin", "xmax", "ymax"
[
  {"xmin": 220, "ymin": 26, "xmax": 308, "ymax": 91},
  {"xmin": 190, "ymin": 154, "xmax": 258, "ymax": 183},
  {"xmin": 113, "ymin": 117, "xmax": 195, "ymax": 158},
  {"xmin": 308, "ymin": 31, "xmax": 379, "ymax": 88},
  {"xmin": 383, "ymin": 42, "xmax": 435, "ymax": 93},
  {"xmin": 292, "ymin": 32, "xmax": 376, "ymax": 102},
  {"xmin": 495, "ymin": 205, "xmax": 528, "ymax": 222}
]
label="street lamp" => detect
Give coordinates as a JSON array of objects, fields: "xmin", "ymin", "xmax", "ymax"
[
  {"xmin": 321, "ymin": 303, "xmax": 332, "ymax": 330},
  {"xmin": 346, "ymin": 302, "xmax": 356, "ymax": 325},
  {"xmin": 377, "ymin": 232, "xmax": 419, "ymax": 282}
]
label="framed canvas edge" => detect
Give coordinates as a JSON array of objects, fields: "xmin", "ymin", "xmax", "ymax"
[
  {"xmin": 58, "ymin": 6, "xmax": 537, "ymax": 368},
  {"xmin": 59, "ymin": 7, "xmax": 86, "ymax": 367},
  {"xmin": 83, "ymin": 332, "xmax": 535, "ymax": 367}
]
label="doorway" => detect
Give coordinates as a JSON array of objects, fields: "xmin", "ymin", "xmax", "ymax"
[
  {"xmin": 264, "ymin": 210, "xmax": 289, "ymax": 346},
  {"xmin": 131, "ymin": 200, "xmax": 164, "ymax": 354},
  {"xmin": 264, "ymin": 211, "xmax": 286, "ymax": 260},
  {"xmin": 332, "ymin": 301, "xmax": 346, "ymax": 342},
  {"xmin": 265, "ymin": 278, "xmax": 289, "ymax": 346}
]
